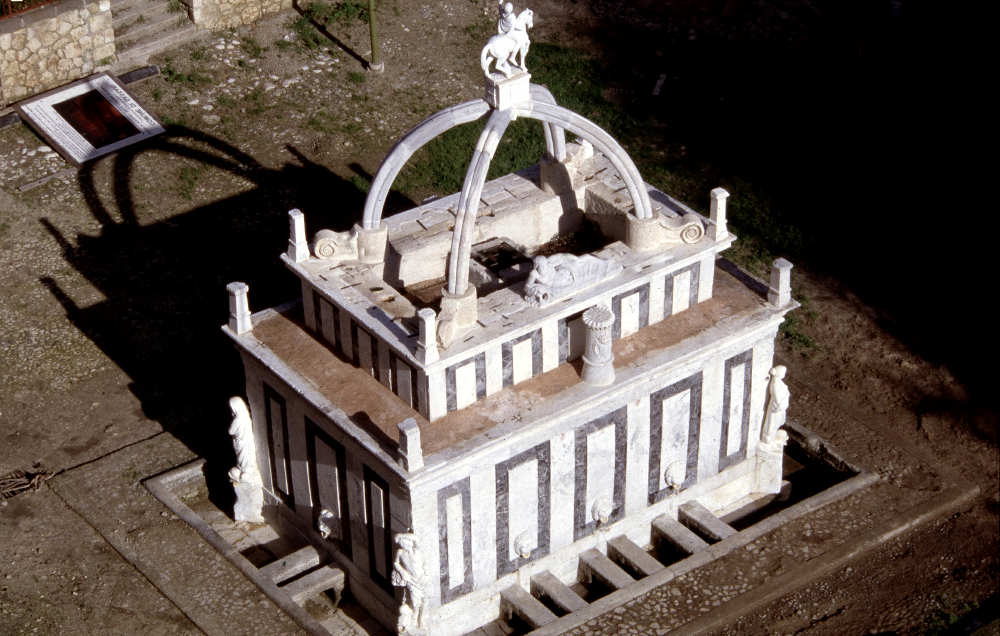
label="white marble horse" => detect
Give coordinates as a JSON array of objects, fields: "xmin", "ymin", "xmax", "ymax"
[{"xmin": 480, "ymin": 8, "xmax": 533, "ymax": 78}]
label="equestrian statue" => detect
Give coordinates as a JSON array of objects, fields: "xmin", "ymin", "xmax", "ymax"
[{"xmin": 480, "ymin": 3, "xmax": 533, "ymax": 78}]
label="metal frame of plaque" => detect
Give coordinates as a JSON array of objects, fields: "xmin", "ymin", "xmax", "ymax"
[{"xmin": 15, "ymin": 73, "xmax": 165, "ymax": 166}]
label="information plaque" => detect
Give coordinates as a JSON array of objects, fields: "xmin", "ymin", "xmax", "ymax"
[{"xmin": 16, "ymin": 73, "xmax": 165, "ymax": 166}]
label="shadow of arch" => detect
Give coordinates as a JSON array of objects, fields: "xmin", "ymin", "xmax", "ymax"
[{"xmin": 41, "ymin": 125, "xmax": 412, "ymax": 479}]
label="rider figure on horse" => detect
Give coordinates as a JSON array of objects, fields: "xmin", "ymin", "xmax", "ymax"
[{"xmin": 498, "ymin": 1, "xmax": 515, "ymax": 34}]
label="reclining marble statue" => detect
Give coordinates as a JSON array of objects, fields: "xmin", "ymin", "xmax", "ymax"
[{"xmin": 524, "ymin": 253, "xmax": 623, "ymax": 306}]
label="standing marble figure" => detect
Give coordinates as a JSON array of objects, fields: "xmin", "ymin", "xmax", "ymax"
[
  {"xmin": 228, "ymin": 396, "xmax": 264, "ymax": 523},
  {"xmin": 392, "ymin": 533, "xmax": 427, "ymax": 633},
  {"xmin": 762, "ymin": 365, "xmax": 789, "ymax": 443}
]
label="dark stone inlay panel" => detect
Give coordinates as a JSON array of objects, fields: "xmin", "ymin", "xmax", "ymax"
[
  {"xmin": 362, "ymin": 465, "xmax": 393, "ymax": 593},
  {"xmin": 350, "ymin": 322, "xmax": 376, "ymax": 377},
  {"xmin": 648, "ymin": 372, "xmax": 703, "ymax": 504},
  {"xmin": 495, "ymin": 442, "xmax": 551, "ymax": 576},
  {"xmin": 313, "ymin": 290, "xmax": 323, "ymax": 338},
  {"xmin": 305, "ymin": 418, "xmax": 352, "ymax": 558},
  {"xmin": 475, "ymin": 352, "xmax": 486, "ymax": 399},
  {"xmin": 390, "ymin": 352, "xmax": 417, "ymax": 408},
  {"xmin": 611, "ymin": 283, "xmax": 650, "ymax": 340},
  {"xmin": 437, "ymin": 477, "xmax": 473, "ymax": 603},
  {"xmin": 263, "ymin": 383, "xmax": 293, "ymax": 505},
  {"xmin": 350, "ymin": 320, "xmax": 360, "ymax": 367},
  {"xmin": 719, "ymin": 349, "xmax": 753, "ymax": 471},
  {"xmin": 501, "ymin": 329, "xmax": 542, "ymax": 387},
  {"xmin": 444, "ymin": 351, "xmax": 485, "ymax": 413},
  {"xmin": 573, "ymin": 406, "xmax": 628, "ymax": 541},
  {"xmin": 557, "ymin": 315, "xmax": 571, "ymax": 363},
  {"xmin": 688, "ymin": 261, "xmax": 701, "ymax": 308},
  {"xmin": 662, "ymin": 262, "xmax": 701, "ymax": 318}
]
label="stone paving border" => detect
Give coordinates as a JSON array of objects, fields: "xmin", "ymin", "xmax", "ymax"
[
  {"xmin": 145, "ymin": 459, "xmax": 331, "ymax": 636},
  {"xmin": 680, "ymin": 481, "xmax": 981, "ymax": 634},
  {"xmin": 531, "ymin": 470, "xmax": 880, "ymax": 635}
]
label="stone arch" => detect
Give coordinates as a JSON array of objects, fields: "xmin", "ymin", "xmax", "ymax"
[
  {"xmin": 444, "ymin": 100, "xmax": 654, "ymax": 296},
  {"xmin": 360, "ymin": 87, "xmax": 567, "ymax": 232}
]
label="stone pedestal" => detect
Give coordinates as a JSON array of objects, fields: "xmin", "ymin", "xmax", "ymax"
[
  {"xmin": 415, "ymin": 308, "xmax": 439, "ymax": 364},
  {"xmin": 227, "ymin": 282, "xmax": 252, "ymax": 335},
  {"xmin": 581, "ymin": 305, "xmax": 615, "ymax": 386},
  {"xmin": 625, "ymin": 214, "xmax": 663, "ymax": 252},
  {"xmin": 232, "ymin": 480, "xmax": 264, "ymax": 523},
  {"xmin": 768, "ymin": 258, "xmax": 793, "ymax": 307},
  {"xmin": 437, "ymin": 286, "xmax": 478, "ymax": 348},
  {"xmin": 354, "ymin": 222, "xmax": 388, "ymax": 265},
  {"xmin": 484, "ymin": 71, "xmax": 531, "ymax": 110},
  {"xmin": 755, "ymin": 431, "xmax": 788, "ymax": 495}
]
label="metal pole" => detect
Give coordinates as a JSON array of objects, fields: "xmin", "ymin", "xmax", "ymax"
[{"xmin": 368, "ymin": 0, "xmax": 383, "ymax": 72}]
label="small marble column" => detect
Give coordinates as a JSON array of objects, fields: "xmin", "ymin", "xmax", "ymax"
[
  {"xmin": 227, "ymin": 282, "xmax": 252, "ymax": 335},
  {"xmin": 768, "ymin": 258, "xmax": 793, "ymax": 307},
  {"xmin": 581, "ymin": 305, "xmax": 615, "ymax": 386},
  {"xmin": 709, "ymin": 187, "xmax": 729, "ymax": 241},
  {"xmin": 415, "ymin": 308, "xmax": 438, "ymax": 364},
  {"xmin": 397, "ymin": 418, "xmax": 424, "ymax": 472},
  {"xmin": 287, "ymin": 209, "xmax": 309, "ymax": 263}
]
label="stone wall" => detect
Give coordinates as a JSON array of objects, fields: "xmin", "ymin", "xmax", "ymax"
[
  {"xmin": 187, "ymin": 0, "xmax": 291, "ymax": 30},
  {"xmin": 0, "ymin": 0, "xmax": 115, "ymax": 105}
]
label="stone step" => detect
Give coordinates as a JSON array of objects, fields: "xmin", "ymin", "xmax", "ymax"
[
  {"xmin": 530, "ymin": 571, "xmax": 588, "ymax": 614},
  {"xmin": 607, "ymin": 535, "xmax": 664, "ymax": 577},
  {"xmin": 114, "ymin": 23, "xmax": 207, "ymax": 69},
  {"xmin": 500, "ymin": 584, "xmax": 557, "ymax": 628},
  {"xmin": 115, "ymin": 18, "xmax": 197, "ymax": 54},
  {"xmin": 719, "ymin": 481, "xmax": 793, "ymax": 525},
  {"xmin": 579, "ymin": 548, "xmax": 635, "ymax": 590},
  {"xmin": 281, "ymin": 564, "xmax": 346, "ymax": 604},
  {"xmin": 112, "ymin": 0, "xmax": 171, "ymax": 31},
  {"xmin": 651, "ymin": 513, "xmax": 709, "ymax": 555},
  {"xmin": 115, "ymin": 12, "xmax": 190, "ymax": 44},
  {"xmin": 679, "ymin": 500, "xmax": 737, "ymax": 542},
  {"xmin": 259, "ymin": 545, "xmax": 322, "ymax": 584},
  {"xmin": 111, "ymin": 0, "xmax": 170, "ymax": 26}
]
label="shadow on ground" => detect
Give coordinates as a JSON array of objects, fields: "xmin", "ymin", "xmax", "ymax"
[
  {"xmin": 559, "ymin": 0, "xmax": 988, "ymax": 406},
  {"xmin": 39, "ymin": 125, "xmax": 413, "ymax": 492}
]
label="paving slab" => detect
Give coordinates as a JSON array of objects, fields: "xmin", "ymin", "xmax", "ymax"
[
  {"xmin": 46, "ymin": 432, "xmax": 304, "ymax": 635},
  {"xmin": 0, "ymin": 483, "xmax": 198, "ymax": 635}
]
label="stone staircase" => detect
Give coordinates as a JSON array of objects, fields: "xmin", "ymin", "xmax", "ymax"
[{"xmin": 109, "ymin": 0, "xmax": 207, "ymax": 71}]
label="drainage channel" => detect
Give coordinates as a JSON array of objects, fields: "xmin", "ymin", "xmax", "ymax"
[
  {"xmin": 146, "ymin": 422, "xmax": 871, "ymax": 636},
  {"xmin": 485, "ymin": 422, "xmax": 875, "ymax": 636},
  {"xmin": 145, "ymin": 461, "xmax": 385, "ymax": 636}
]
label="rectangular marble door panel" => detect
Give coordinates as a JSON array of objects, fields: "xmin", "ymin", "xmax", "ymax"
[
  {"xmin": 726, "ymin": 363, "xmax": 746, "ymax": 457},
  {"xmin": 495, "ymin": 442, "xmax": 551, "ymax": 576},
  {"xmin": 659, "ymin": 389, "xmax": 692, "ymax": 490},
  {"xmin": 506, "ymin": 459, "xmax": 539, "ymax": 560},
  {"xmin": 574, "ymin": 407, "xmax": 627, "ymax": 540},
  {"xmin": 445, "ymin": 494, "xmax": 464, "ymax": 587}
]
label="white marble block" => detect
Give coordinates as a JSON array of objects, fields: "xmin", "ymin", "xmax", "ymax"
[{"xmin": 484, "ymin": 71, "xmax": 531, "ymax": 110}]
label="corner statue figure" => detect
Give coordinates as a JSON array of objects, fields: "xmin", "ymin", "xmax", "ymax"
[
  {"xmin": 762, "ymin": 365, "xmax": 790, "ymax": 444},
  {"xmin": 480, "ymin": 4, "xmax": 533, "ymax": 78},
  {"xmin": 227, "ymin": 396, "xmax": 264, "ymax": 523},
  {"xmin": 392, "ymin": 533, "xmax": 427, "ymax": 634}
]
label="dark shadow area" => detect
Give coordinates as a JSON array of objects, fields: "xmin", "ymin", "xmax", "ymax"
[
  {"xmin": 557, "ymin": 1, "xmax": 989, "ymax": 405},
  {"xmin": 41, "ymin": 124, "xmax": 414, "ymax": 480}
]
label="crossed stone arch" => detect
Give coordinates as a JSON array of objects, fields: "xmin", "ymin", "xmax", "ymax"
[{"xmin": 359, "ymin": 85, "xmax": 654, "ymax": 297}]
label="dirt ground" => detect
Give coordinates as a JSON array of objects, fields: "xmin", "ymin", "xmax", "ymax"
[{"xmin": 1, "ymin": 0, "xmax": 996, "ymax": 633}]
